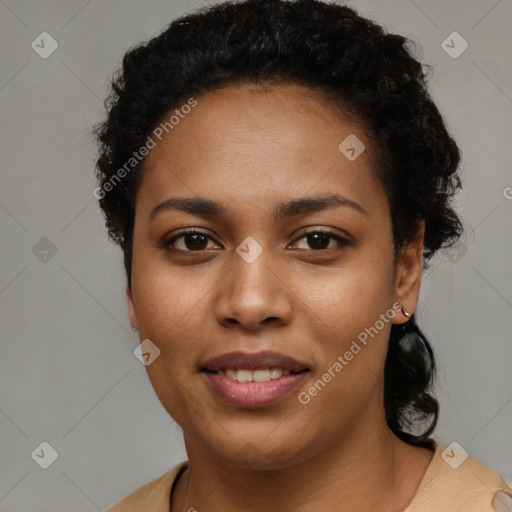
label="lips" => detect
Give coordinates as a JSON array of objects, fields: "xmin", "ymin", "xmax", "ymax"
[
  {"xmin": 199, "ymin": 350, "xmax": 310, "ymax": 409},
  {"xmin": 200, "ymin": 350, "xmax": 310, "ymax": 373}
]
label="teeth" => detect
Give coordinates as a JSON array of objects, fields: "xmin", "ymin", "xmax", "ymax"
[
  {"xmin": 220, "ymin": 367, "xmax": 293, "ymax": 382},
  {"xmin": 236, "ymin": 369, "xmax": 252, "ymax": 382},
  {"xmin": 253, "ymin": 369, "xmax": 270, "ymax": 382},
  {"xmin": 225, "ymin": 369, "xmax": 238, "ymax": 380},
  {"xmin": 270, "ymin": 368, "xmax": 282, "ymax": 379}
]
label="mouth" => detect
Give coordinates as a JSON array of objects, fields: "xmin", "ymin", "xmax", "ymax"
[{"xmin": 199, "ymin": 350, "xmax": 311, "ymax": 408}]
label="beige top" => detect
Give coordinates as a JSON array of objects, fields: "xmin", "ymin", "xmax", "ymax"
[{"xmin": 105, "ymin": 442, "xmax": 512, "ymax": 511}]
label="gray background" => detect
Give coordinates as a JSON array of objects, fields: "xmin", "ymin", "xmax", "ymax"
[{"xmin": 1, "ymin": 0, "xmax": 511, "ymax": 510}]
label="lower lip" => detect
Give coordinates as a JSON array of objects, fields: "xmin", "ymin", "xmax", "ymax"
[{"xmin": 202, "ymin": 371, "xmax": 309, "ymax": 409}]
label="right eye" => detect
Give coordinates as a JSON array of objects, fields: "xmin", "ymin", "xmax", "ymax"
[{"xmin": 163, "ymin": 230, "xmax": 221, "ymax": 252}]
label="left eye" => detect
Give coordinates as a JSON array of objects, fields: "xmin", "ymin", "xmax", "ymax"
[
  {"xmin": 291, "ymin": 231, "xmax": 352, "ymax": 251},
  {"xmin": 164, "ymin": 230, "xmax": 352, "ymax": 252}
]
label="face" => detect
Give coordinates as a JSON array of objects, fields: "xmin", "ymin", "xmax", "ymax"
[{"xmin": 126, "ymin": 83, "xmax": 423, "ymax": 469}]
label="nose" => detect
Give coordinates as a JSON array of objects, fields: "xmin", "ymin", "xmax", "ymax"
[{"xmin": 214, "ymin": 243, "xmax": 293, "ymax": 331}]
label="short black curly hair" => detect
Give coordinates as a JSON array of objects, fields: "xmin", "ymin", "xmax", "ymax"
[{"xmin": 94, "ymin": 0, "xmax": 463, "ymax": 450}]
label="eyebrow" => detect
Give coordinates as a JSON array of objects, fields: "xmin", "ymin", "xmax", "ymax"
[{"xmin": 149, "ymin": 194, "xmax": 368, "ymax": 221}]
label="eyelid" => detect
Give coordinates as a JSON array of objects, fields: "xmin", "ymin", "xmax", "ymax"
[
  {"xmin": 290, "ymin": 226, "xmax": 355, "ymax": 246},
  {"xmin": 161, "ymin": 228, "xmax": 221, "ymax": 250},
  {"xmin": 162, "ymin": 227, "xmax": 355, "ymax": 252}
]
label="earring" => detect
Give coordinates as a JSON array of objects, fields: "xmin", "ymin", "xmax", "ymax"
[
  {"xmin": 401, "ymin": 305, "xmax": 411, "ymax": 318},
  {"xmin": 132, "ymin": 326, "xmax": 138, "ymax": 332}
]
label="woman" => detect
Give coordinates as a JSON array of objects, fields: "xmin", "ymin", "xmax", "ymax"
[{"xmin": 94, "ymin": 0, "xmax": 512, "ymax": 510}]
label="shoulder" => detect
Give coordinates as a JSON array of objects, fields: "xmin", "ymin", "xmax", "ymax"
[
  {"xmin": 406, "ymin": 442, "xmax": 512, "ymax": 512},
  {"xmin": 105, "ymin": 461, "xmax": 189, "ymax": 512}
]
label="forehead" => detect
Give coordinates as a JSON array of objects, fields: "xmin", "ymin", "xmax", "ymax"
[{"xmin": 135, "ymin": 83, "xmax": 388, "ymax": 221}]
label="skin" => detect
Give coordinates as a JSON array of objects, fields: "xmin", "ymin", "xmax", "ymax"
[{"xmin": 126, "ymin": 83, "xmax": 434, "ymax": 512}]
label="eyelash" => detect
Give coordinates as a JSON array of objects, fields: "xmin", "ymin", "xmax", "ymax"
[{"xmin": 162, "ymin": 228, "xmax": 354, "ymax": 254}]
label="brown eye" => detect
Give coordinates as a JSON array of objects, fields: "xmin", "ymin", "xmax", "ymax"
[
  {"xmin": 165, "ymin": 231, "xmax": 218, "ymax": 252},
  {"xmin": 163, "ymin": 228, "xmax": 354, "ymax": 254},
  {"xmin": 291, "ymin": 230, "xmax": 354, "ymax": 251}
]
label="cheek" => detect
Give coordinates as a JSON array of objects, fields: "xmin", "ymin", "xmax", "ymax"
[
  {"xmin": 295, "ymin": 251, "xmax": 396, "ymax": 334},
  {"xmin": 294, "ymin": 255, "xmax": 395, "ymax": 396},
  {"xmin": 132, "ymin": 268, "xmax": 203, "ymax": 425},
  {"xmin": 132, "ymin": 252, "xmax": 206, "ymax": 336},
  {"xmin": 130, "ymin": 254, "xmax": 206, "ymax": 403}
]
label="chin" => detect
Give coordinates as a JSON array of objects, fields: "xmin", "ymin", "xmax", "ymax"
[{"xmin": 203, "ymin": 430, "xmax": 310, "ymax": 471}]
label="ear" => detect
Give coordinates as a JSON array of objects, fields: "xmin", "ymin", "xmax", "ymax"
[
  {"xmin": 126, "ymin": 284, "xmax": 138, "ymax": 331},
  {"xmin": 393, "ymin": 220, "xmax": 425, "ymax": 324}
]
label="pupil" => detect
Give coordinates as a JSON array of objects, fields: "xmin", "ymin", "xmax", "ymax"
[
  {"xmin": 186, "ymin": 233, "xmax": 207, "ymax": 250},
  {"xmin": 308, "ymin": 232, "xmax": 329, "ymax": 250}
]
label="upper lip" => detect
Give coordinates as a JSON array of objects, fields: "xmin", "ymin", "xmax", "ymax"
[{"xmin": 200, "ymin": 350, "xmax": 310, "ymax": 372}]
